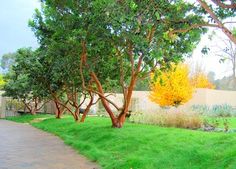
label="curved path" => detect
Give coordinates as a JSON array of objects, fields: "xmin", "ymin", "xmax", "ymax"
[{"xmin": 0, "ymin": 120, "xmax": 99, "ymax": 169}]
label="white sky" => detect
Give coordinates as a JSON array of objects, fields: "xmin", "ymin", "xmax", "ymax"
[
  {"xmin": 0, "ymin": 0, "xmax": 40, "ymax": 57},
  {"xmin": 189, "ymin": 28, "xmax": 235, "ymax": 80}
]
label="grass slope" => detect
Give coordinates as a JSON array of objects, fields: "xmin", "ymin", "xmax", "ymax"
[{"xmin": 7, "ymin": 115, "xmax": 236, "ymax": 169}]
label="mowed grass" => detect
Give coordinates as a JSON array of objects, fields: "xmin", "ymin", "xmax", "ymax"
[
  {"xmin": 6, "ymin": 114, "xmax": 52, "ymax": 123},
  {"xmin": 205, "ymin": 117, "xmax": 236, "ymax": 129},
  {"xmin": 7, "ymin": 115, "xmax": 236, "ymax": 169}
]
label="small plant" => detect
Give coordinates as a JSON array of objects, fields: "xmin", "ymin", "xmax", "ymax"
[
  {"xmin": 223, "ymin": 119, "xmax": 229, "ymax": 132},
  {"xmin": 191, "ymin": 104, "xmax": 236, "ymax": 117},
  {"xmin": 202, "ymin": 118, "xmax": 231, "ymax": 132},
  {"xmin": 191, "ymin": 105, "xmax": 210, "ymax": 115},
  {"xmin": 202, "ymin": 119, "xmax": 219, "ymax": 131},
  {"xmin": 210, "ymin": 104, "xmax": 233, "ymax": 117}
]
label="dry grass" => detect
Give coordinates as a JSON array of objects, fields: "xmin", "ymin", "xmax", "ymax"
[{"xmin": 129, "ymin": 109, "xmax": 202, "ymax": 129}]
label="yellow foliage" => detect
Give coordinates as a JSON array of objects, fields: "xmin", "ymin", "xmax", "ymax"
[
  {"xmin": 191, "ymin": 72, "xmax": 215, "ymax": 89},
  {"xmin": 149, "ymin": 63, "xmax": 193, "ymax": 107},
  {"xmin": 0, "ymin": 74, "xmax": 6, "ymax": 89}
]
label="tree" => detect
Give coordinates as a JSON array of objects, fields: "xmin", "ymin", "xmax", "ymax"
[
  {"xmin": 207, "ymin": 71, "xmax": 216, "ymax": 83},
  {"xmin": 216, "ymin": 30, "xmax": 236, "ymax": 77},
  {"xmin": 29, "ymin": 5, "xmax": 99, "ymax": 121},
  {"xmin": 89, "ymin": 0, "xmax": 206, "ymax": 127},
  {"xmin": 30, "ymin": 0, "xmax": 206, "ymax": 127},
  {"xmin": 170, "ymin": 1, "xmax": 236, "ymax": 44},
  {"xmin": 196, "ymin": 0, "xmax": 236, "ymax": 44},
  {"xmin": 149, "ymin": 63, "xmax": 193, "ymax": 107},
  {"xmin": 1, "ymin": 52, "xmax": 16, "ymax": 73},
  {"xmin": 3, "ymin": 48, "xmax": 49, "ymax": 115}
]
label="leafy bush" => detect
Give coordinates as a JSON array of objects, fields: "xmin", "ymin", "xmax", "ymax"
[
  {"xmin": 191, "ymin": 72, "xmax": 215, "ymax": 89},
  {"xmin": 191, "ymin": 105, "xmax": 210, "ymax": 115},
  {"xmin": 129, "ymin": 109, "xmax": 202, "ymax": 129},
  {"xmin": 6, "ymin": 99, "xmax": 25, "ymax": 112},
  {"xmin": 211, "ymin": 104, "xmax": 233, "ymax": 117},
  {"xmin": 191, "ymin": 104, "xmax": 236, "ymax": 117}
]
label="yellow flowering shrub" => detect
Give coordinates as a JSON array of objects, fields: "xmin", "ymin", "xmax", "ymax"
[
  {"xmin": 149, "ymin": 63, "xmax": 193, "ymax": 107},
  {"xmin": 191, "ymin": 72, "xmax": 215, "ymax": 89}
]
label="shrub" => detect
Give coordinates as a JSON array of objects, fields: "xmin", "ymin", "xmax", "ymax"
[
  {"xmin": 191, "ymin": 104, "xmax": 236, "ymax": 117},
  {"xmin": 129, "ymin": 109, "xmax": 202, "ymax": 129},
  {"xmin": 210, "ymin": 104, "xmax": 236, "ymax": 117},
  {"xmin": 5, "ymin": 99, "xmax": 25, "ymax": 112},
  {"xmin": 191, "ymin": 72, "xmax": 215, "ymax": 89},
  {"xmin": 149, "ymin": 63, "xmax": 193, "ymax": 107},
  {"xmin": 191, "ymin": 105, "xmax": 210, "ymax": 115}
]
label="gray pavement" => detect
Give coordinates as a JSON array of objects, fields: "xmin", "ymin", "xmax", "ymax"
[{"xmin": 0, "ymin": 120, "xmax": 99, "ymax": 169}]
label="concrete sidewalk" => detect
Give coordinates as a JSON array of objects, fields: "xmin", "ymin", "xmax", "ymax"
[{"xmin": 0, "ymin": 120, "xmax": 99, "ymax": 169}]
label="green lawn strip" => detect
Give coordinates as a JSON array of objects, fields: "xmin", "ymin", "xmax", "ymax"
[
  {"xmin": 6, "ymin": 115, "xmax": 236, "ymax": 169},
  {"xmin": 5, "ymin": 114, "xmax": 53, "ymax": 123},
  {"xmin": 204, "ymin": 117, "xmax": 236, "ymax": 129}
]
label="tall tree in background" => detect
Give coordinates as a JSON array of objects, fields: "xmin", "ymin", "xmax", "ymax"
[
  {"xmin": 218, "ymin": 37, "xmax": 236, "ymax": 77},
  {"xmin": 4, "ymin": 48, "xmax": 49, "ymax": 115},
  {"xmin": 1, "ymin": 52, "xmax": 16, "ymax": 73}
]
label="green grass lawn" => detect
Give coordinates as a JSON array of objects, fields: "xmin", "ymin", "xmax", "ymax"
[
  {"xmin": 6, "ymin": 114, "xmax": 53, "ymax": 123},
  {"xmin": 204, "ymin": 117, "xmax": 236, "ymax": 129},
  {"xmin": 6, "ymin": 115, "xmax": 236, "ymax": 169}
]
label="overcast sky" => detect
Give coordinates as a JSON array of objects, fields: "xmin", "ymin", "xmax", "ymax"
[
  {"xmin": 0, "ymin": 0, "xmax": 234, "ymax": 79},
  {"xmin": 0, "ymin": 0, "xmax": 40, "ymax": 57}
]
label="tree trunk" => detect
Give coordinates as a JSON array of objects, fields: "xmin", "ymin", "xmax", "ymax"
[
  {"xmin": 80, "ymin": 95, "xmax": 94, "ymax": 122},
  {"xmin": 90, "ymin": 72, "xmax": 118, "ymax": 126},
  {"xmin": 54, "ymin": 100, "xmax": 62, "ymax": 118},
  {"xmin": 31, "ymin": 109, "xmax": 37, "ymax": 115},
  {"xmin": 115, "ymin": 75, "xmax": 138, "ymax": 128},
  {"xmin": 233, "ymin": 61, "xmax": 236, "ymax": 78},
  {"xmin": 74, "ymin": 108, "xmax": 79, "ymax": 122},
  {"xmin": 23, "ymin": 100, "xmax": 34, "ymax": 115}
]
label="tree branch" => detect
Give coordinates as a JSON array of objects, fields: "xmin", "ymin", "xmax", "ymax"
[{"xmin": 211, "ymin": 0, "xmax": 236, "ymax": 9}]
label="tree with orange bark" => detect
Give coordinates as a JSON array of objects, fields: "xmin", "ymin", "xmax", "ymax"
[
  {"xmin": 29, "ymin": 0, "xmax": 206, "ymax": 128},
  {"xmin": 149, "ymin": 63, "xmax": 194, "ymax": 107}
]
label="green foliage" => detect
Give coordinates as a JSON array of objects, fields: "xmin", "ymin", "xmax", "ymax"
[
  {"xmin": 30, "ymin": 0, "xmax": 206, "ymax": 85},
  {"xmin": 191, "ymin": 105, "xmax": 210, "ymax": 115},
  {"xmin": 0, "ymin": 74, "xmax": 6, "ymax": 89},
  {"xmin": 134, "ymin": 78, "xmax": 150, "ymax": 91},
  {"xmin": 5, "ymin": 99, "xmax": 25, "ymax": 112},
  {"xmin": 7, "ymin": 116, "xmax": 236, "ymax": 169},
  {"xmin": 3, "ymin": 48, "xmax": 49, "ymax": 102},
  {"xmin": 192, "ymin": 104, "xmax": 236, "ymax": 117},
  {"xmin": 27, "ymin": 0, "xmax": 207, "ymax": 125},
  {"xmin": 211, "ymin": 104, "xmax": 236, "ymax": 117}
]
